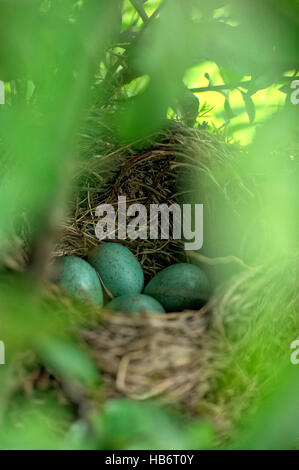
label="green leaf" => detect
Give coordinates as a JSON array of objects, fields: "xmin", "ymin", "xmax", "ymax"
[
  {"xmin": 241, "ymin": 90, "xmax": 256, "ymax": 123},
  {"xmin": 219, "ymin": 66, "xmax": 244, "ymax": 85},
  {"xmin": 92, "ymin": 400, "xmax": 214, "ymax": 450},
  {"xmin": 37, "ymin": 337, "xmax": 99, "ymax": 387},
  {"xmin": 175, "ymin": 85, "xmax": 199, "ymax": 126},
  {"xmin": 224, "ymin": 96, "xmax": 235, "ymax": 119}
]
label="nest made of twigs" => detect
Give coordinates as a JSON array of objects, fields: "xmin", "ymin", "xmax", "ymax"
[
  {"xmin": 50, "ymin": 123, "xmax": 239, "ymax": 414},
  {"xmin": 53, "ymin": 123, "xmax": 237, "ymax": 279},
  {"xmin": 81, "ymin": 307, "xmax": 212, "ymax": 409},
  {"xmin": 2, "ymin": 122, "xmax": 239, "ymax": 419}
]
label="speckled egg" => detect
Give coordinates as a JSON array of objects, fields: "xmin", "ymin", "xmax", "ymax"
[
  {"xmin": 56, "ymin": 256, "xmax": 103, "ymax": 307},
  {"xmin": 107, "ymin": 294, "xmax": 165, "ymax": 314},
  {"xmin": 88, "ymin": 243, "xmax": 144, "ymax": 297},
  {"xmin": 144, "ymin": 263, "xmax": 210, "ymax": 312}
]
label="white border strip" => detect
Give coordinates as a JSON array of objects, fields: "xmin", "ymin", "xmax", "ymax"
[
  {"xmin": 0, "ymin": 341, "xmax": 5, "ymax": 365},
  {"xmin": 0, "ymin": 80, "xmax": 5, "ymax": 105}
]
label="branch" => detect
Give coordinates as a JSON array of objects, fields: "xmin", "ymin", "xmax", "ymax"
[
  {"xmin": 149, "ymin": 3, "xmax": 163, "ymax": 21},
  {"xmin": 190, "ymin": 80, "xmax": 252, "ymax": 93},
  {"xmin": 130, "ymin": 0, "xmax": 149, "ymax": 23},
  {"xmin": 190, "ymin": 76, "xmax": 298, "ymax": 94}
]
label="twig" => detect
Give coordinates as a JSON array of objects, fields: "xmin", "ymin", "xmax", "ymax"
[
  {"xmin": 149, "ymin": 3, "xmax": 163, "ymax": 21},
  {"xmin": 190, "ymin": 76, "xmax": 298, "ymax": 94},
  {"xmin": 130, "ymin": 0, "xmax": 149, "ymax": 23},
  {"xmin": 190, "ymin": 80, "xmax": 252, "ymax": 93}
]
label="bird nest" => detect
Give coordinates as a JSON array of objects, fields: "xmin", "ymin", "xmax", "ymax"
[
  {"xmin": 81, "ymin": 308, "xmax": 211, "ymax": 409},
  {"xmin": 49, "ymin": 123, "xmax": 239, "ymax": 413},
  {"xmin": 53, "ymin": 122, "xmax": 236, "ymax": 280}
]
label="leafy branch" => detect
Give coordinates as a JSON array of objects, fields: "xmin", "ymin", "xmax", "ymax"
[{"xmin": 189, "ymin": 76, "xmax": 297, "ymax": 95}]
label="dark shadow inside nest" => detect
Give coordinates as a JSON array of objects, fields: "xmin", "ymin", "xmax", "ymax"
[{"xmin": 55, "ymin": 145, "xmax": 188, "ymax": 282}]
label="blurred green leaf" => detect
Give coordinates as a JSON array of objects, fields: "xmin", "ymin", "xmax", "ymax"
[
  {"xmin": 240, "ymin": 91, "xmax": 256, "ymax": 123},
  {"xmin": 37, "ymin": 337, "xmax": 99, "ymax": 387},
  {"xmin": 92, "ymin": 399, "xmax": 215, "ymax": 450},
  {"xmin": 219, "ymin": 66, "xmax": 245, "ymax": 86},
  {"xmin": 224, "ymin": 96, "xmax": 235, "ymax": 119},
  {"xmin": 235, "ymin": 365, "xmax": 299, "ymax": 449},
  {"xmin": 0, "ymin": 396, "xmax": 73, "ymax": 450}
]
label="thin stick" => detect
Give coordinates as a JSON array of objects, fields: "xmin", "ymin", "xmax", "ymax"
[
  {"xmin": 190, "ymin": 76, "xmax": 298, "ymax": 94},
  {"xmin": 130, "ymin": 0, "xmax": 149, "ymax": 23}
]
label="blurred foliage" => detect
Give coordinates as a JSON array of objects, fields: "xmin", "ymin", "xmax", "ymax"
[
  {"xmin": 0, "ymin": 0, "xmax": 298, "ymax": 450},
  {"xmin": 91, "ymin": 400, "xmax": 215, "ymax": 450}
]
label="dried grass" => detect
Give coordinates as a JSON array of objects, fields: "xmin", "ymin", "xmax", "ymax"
[
  {"xmin": 207, "ymin": 254, "xmax": 299, "ymax": 441},
  {"xmin": 81, "ymin": 307, "xmax": 212, "ymax": 410}
]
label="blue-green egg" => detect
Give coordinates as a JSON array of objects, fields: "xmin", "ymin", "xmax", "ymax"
[
  {"xmin": 144, "ymin": 263, "xmax": 210, "ymax": 312},
  {"xmin": 56, "ymin": 255, "xmax": 103, "ymax": 307},
  {"xmin": 107, "ymin": 294, "xmax": 165, "ymax": 314},
  {"xmin": 88, "ymin": 243, "xmax": 144, "ymax": 297}
]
